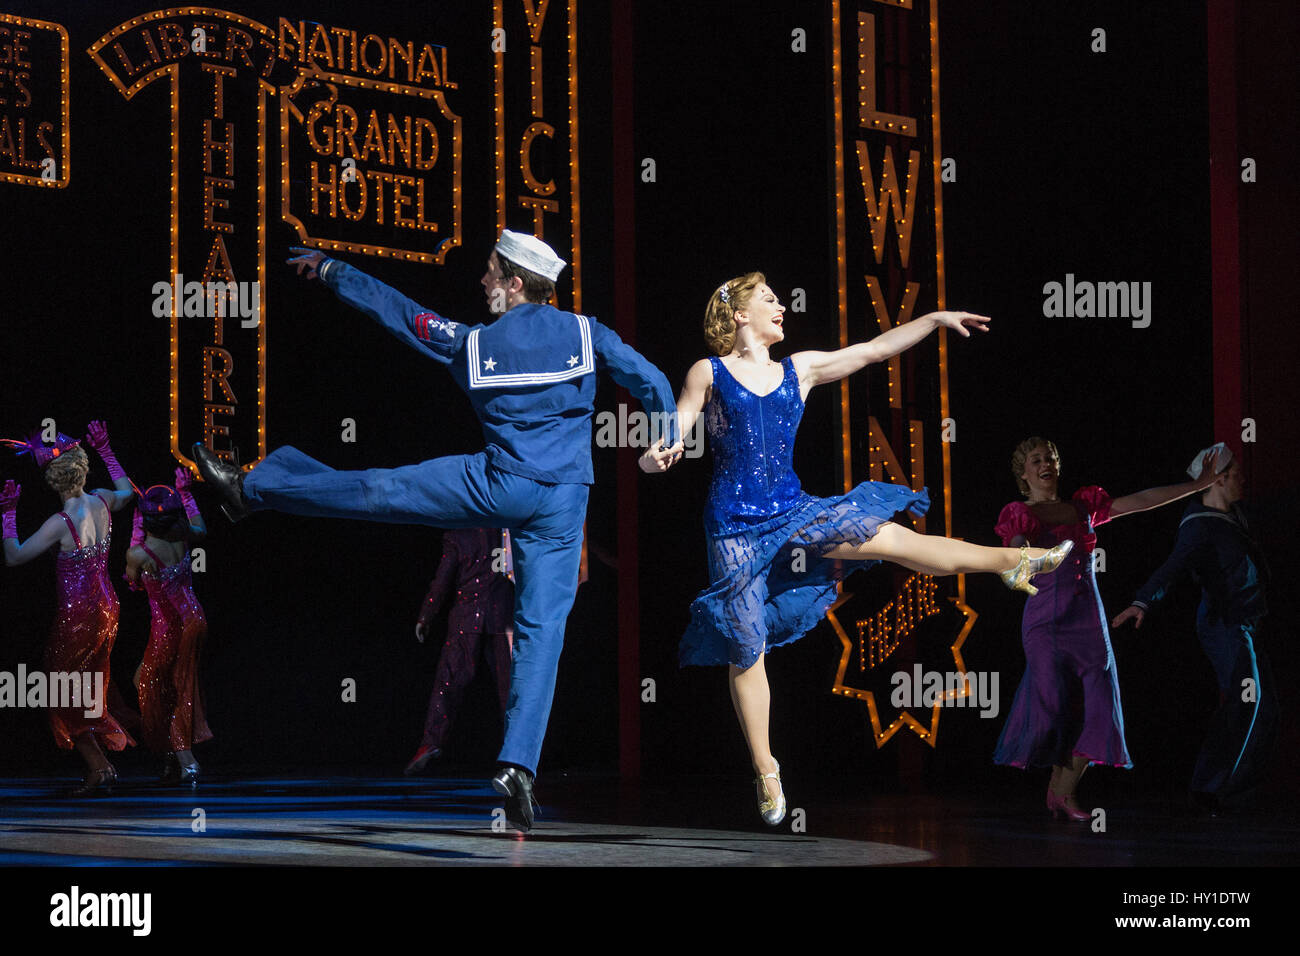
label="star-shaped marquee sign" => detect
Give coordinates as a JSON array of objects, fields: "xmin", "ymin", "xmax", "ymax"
[{"xmin": 825, "ymin": 573, "xmax": 979, "ymax": 748}]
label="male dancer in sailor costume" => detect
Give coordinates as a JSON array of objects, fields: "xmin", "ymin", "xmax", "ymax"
[
  {"xmin": 194, "ymin": 231, "xmax": 678, "ymax": 830},
  {"xmin": 1112, "ymin": 444, "xmax": 1278, "ymax": 812}
]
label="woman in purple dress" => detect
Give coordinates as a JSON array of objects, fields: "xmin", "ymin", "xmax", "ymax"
[
  {"xmin": 994, "ymin": 438, "xmax": 1223, "ymax": 820},
  {"xmin": 643, "ymin": 273, "xmax": 1073, "ymax": 825},
  {"xmin": 2, "ymin": 423, "xmax": 137, "ymax": 794}
]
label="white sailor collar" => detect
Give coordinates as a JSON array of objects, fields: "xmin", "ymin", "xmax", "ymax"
[{"xmin": 466, "ymin": 310, "xmax": 595, "ymax": 388}]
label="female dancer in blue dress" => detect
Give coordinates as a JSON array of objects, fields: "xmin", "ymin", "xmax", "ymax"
[{"xmin": 642, "ymin": 273, "xmax": 1073, "ymax": 824}]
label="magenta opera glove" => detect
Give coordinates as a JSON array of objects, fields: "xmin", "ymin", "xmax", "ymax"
[
  {"xmin": 1, "ymin": 480, "xmax": 20, "ymax": 539},
  {"xmin": 85, "ymin": 420, "xmax": 128, "ymax": 483},
  {"xmin": 84, "ymin": 419, "xmax": 111, "ymax": 453},
  {"xmin": 175, "ymin": 466, "xmax": 201, "ymax": 521}
]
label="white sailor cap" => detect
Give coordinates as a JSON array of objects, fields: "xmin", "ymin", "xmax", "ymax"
[
  {"xmin": 495, "ymin": 230, "xmax": 566, "ymax": 282},
  {"xmin": 1187, "ymin": 442, "xmax": 1234, "ymax": 480}
]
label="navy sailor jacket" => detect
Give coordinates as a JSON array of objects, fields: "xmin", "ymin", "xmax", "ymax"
[{"xmin": 321, "ymin": 259, "xmax": 679, "ymax": 485}]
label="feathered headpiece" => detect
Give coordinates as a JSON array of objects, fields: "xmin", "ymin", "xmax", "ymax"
[{"xmin": 0, "ymin": 430, "xmax": 82, "ymax": 469}]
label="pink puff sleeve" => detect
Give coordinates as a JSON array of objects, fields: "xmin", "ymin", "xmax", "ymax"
[
  {"xmin": 1073, "ymin": 485, "xmax": 1114, "ymax": 526},
  {"xmin": 995, "ymin": 501, "xmax": 1040, "ymax": 546}
]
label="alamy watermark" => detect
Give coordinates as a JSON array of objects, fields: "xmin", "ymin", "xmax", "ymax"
[
  {"xmin": 890, "ymin": 665, "xmax": 1000, "ymax": 718},
  {"xmin": 151, "ymin": 274, "xmax": 260, "ymax": 327},
  {"xmin": 50, "ymin": 886, "xmax": 151, "ymax": 936},
  {"xmin": 0, "ymin": 666, "xmax": 104, "ymax": 718},
  {"xmin": 594, "ymin": 406, "xmax": 702, "ymax": 457},
  {"xmin": 1042, "ymin": 274, "xmax": 1151, "ymax": 328}
]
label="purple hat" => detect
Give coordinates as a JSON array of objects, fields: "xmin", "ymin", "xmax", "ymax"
[
  {"xmin": 140, "ymin": 484, "xmax": 183, "ymax": 515},
  {"xmin": 1, "ymin": 429, "xmax": 82, "ymax": 469}
]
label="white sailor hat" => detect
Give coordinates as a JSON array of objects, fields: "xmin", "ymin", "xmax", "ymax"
[
  {"xmin": 1187, "ymin": 442, "xmax": 1234, "ymax": 480},
  {"xmin": 495, "ymin": 230, "xmax": 566, "ymax": 282}
]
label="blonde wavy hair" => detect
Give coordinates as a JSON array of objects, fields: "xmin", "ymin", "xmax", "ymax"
[
  {"xmin": 1011, "ymin": 437, "xmax": 1060, "ymax": 497},
  {"xmin": 43, "ymin": 445, "xmax": 90, "ymax": 495},
  {"xmin": 703, "ymin": 272, "xmax": 766, "ymax": 356}
]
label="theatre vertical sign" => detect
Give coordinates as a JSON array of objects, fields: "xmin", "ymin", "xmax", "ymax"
[
  {"xmin": 825, "ymin": 0, "xmax": 978, "ymax": 747},
  {"xmin": 90, "ymin": 9, "xmax": 280, "ymax": 469}
]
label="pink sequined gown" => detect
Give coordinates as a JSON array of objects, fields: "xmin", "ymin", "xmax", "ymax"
[
  {"xmin": 44, "ymin": 496, "xmax": 135, "ymax": 751},
  {"xmin": 135, "ymin": 545, "xmax": 212, "ymax": 753}
]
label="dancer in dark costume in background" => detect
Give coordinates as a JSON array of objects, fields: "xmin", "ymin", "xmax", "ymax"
[
  {"xmin": 994, "ymin": 438, "xmax": 1224, "ymax": 821},
  {"xmin": 406, "ymin": 527, "xmax": 515, "ymax": 774},
  {"xmin": 1113, "ymin": 444, "xmax": 1278, "ymax": 813},
  {"xmin": 124, "ymin": 468, "xmax": 212, "ymax": 786},
  {"xmin": 643, "ymin": 273, "xmax": 1072, "ymax": 826},
  {"xmin": 2, "ymin": 423, "xmax": 136, "ymax": 794}
]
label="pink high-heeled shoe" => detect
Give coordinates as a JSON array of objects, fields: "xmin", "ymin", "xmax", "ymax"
[{"xmin": 1046, "ymin": 790, "xmax": 1089, "ymax": 822}]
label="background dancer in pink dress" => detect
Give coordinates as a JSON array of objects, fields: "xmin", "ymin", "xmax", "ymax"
[
  {"xmin": 2, "ymin": 422, "xmax": 137, "ymax": 794},
  {"xmin": 124, "ymin": 469, "xmax": 212, "ymax": 787}
]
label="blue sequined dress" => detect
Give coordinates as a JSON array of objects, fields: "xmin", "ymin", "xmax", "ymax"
[{"xmin": 679, "ymin": 356, "xmax": 930, "ymax": 668}]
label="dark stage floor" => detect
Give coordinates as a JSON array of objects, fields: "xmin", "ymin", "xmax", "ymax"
[{"xmin": 2, "ymin": 768, "xmax": 1295, "ymax": 867}]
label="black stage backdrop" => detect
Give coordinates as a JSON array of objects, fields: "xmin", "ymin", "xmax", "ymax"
[{"xmin": 0, "ymin": 0, "xmax": 1295, "ymax": 810}]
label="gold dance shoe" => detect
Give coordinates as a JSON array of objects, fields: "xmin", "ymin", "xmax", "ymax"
[
  {"xmin": 756, "ymin": 761, "xmax": 787, "ymax": 826},
  {"xmin": 1000, "ymin": 539, "xmax": 1074, "ymax": 596}
]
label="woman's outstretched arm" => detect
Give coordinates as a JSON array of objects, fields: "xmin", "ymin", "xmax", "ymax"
[
  {"xmin": 84, "ymin": 421, "xmax": 135, "ymax": 511},
  {"xmin": 791, "ymin": 310, "xmax": 989, "ymax": 392},
  {"xmin": 174, "ymin": 467, "xmax": 207, "ymax": 539},
  {"xmin": 640, "ymin": 358, "xmax": 713, "ymax": 473},
  {"xmin": 1108, "ymin": 449, "xmax": 1223, "ymax": 519},
  {"xmin": 4, "ymin": 512, "xmax": 69, "ymax": 566}
]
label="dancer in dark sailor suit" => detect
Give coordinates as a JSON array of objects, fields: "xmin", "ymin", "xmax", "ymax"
[{"xmin": 193, "ymin": 231, "xmax": 678, "ymax": 831}]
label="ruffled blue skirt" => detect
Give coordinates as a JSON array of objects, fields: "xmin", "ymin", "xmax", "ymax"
[{"xmin": 679, "ymin": 481, "xmax": 930, "ymax": 668}]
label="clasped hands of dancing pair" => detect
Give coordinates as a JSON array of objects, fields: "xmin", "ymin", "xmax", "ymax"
[{"xmin": 6, "ymin": 230, "xmax": 1228, "ymax": 832}]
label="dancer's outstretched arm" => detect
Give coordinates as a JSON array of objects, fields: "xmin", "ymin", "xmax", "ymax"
[
  {"xmin": 174, "ymin": 466, "xmax": 207, "ymax": 540},
  {"xmin": 791, "ymin": 311, "xmax": 989, "ymax": 393},
  {"xmin": 639, "ymin": 358, "xmax": 712, "ymax": 473},
  {"xmin": 287, "ymin": 248, "xmax": 469, "ymax": 367},
  {"xmin": 6, "ymin": 517, "xmax": 97, "ymax": 566},
  {"xmin": 84, "ymin": 420, "xmax": 135, "ymax": 510},
  {"xmin": 592, "ymin": 323, "xmax": 681, "ymax": 450},
  {"xmin": 1108, "ymin": 448, "xmax": 1223, "ymax": 519},
  {"xmin": 1112, "ymin": 521, "xmax": 1210, "ymax": 629},
  {"xmin": 2, "ymin": 483, "xmax": 67, "ymax": 566}
]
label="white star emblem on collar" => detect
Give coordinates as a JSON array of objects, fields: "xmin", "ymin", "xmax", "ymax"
[
  {"xmin": 566, "ymin": 354, "xmax": 580, "ymax": 368},
  {"xmin": 483, "ymin": 357, "xmax": 496, "ymax": 371}
]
